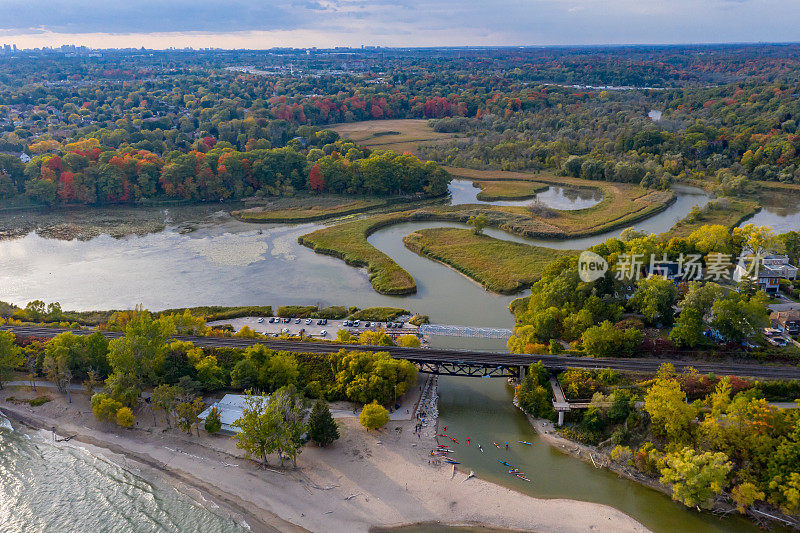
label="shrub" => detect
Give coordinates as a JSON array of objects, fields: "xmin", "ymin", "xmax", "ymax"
[
  {"xmin": 396, "ymin": 335, "xmax": 421, "ymax": 348},
  {"xmin": 91, "ymin": 393, "xmax": 122, "ymax": 424},
  {"xmin": 610, "ymin": 445, "xmax": 633, "ymax": 464},
  {"xmin": 409, "ymin": 315, "xmax": 429, "ymax": 326},
  {"xmin": 359, "ymin": 401, "xmax": 390, "ymax": 431},
  {"xmin": 116, "ymin": 407, "xmax": 135, "ymax": 428},
  {"xmin": 277, "ymin": 305, "xmax": 317, "ymax": 318},
  {"xmin": 28, "ymin": 395, "xmax": 52, "ymax": 407},
  {"xmin": 348, "ymin": 307, "xmax": 408, "ymax": 321},
  {"xmin": 204, "ymin": 406, "xmax": 222, "ymax": 434}
]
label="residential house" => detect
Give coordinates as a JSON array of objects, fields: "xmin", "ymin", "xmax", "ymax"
[
  {"xmin": 762, "ymin": 255, "xmax": 798, "ymax": 280},
  {"xmin": 771, "ymin": 310, "xmax": 800, "ymax": 336},
  {"xmin": 733, "ymin": 258, "xmax": 793, "ymax": 295}
]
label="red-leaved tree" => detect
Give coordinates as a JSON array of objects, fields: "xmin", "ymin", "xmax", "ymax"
[{"xmin": 309, "ymin": 164, "xmax": 325, "ymax": 192}]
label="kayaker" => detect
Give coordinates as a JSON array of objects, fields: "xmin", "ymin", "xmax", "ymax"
[
  {"xmin": 505, "ymin": 442, "xmax": 509, "ymax": 451},
  {"xmin": 466, "ymin": 438, "xmax": 470, "ymax": 445}
]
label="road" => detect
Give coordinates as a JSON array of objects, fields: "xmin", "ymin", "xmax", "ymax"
[{"xmin": 4, "ymin": 325, "xmax": 800, "ymax": 381}]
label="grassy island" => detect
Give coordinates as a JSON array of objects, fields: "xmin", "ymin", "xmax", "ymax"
[
  {"xmin": 404, "ymin": 228, "xmax": 577, "ymax": 293},
  {"xmin": 473, "ymin": 180, "xmax": 548, "ymax": 201}
]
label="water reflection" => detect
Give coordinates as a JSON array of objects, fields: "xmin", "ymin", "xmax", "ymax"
[
  {"xmin": 447, "ymin": 179, "xmax": 602, "ymax": 210},
  {"xmin": 740, "ymin": 192, "xmax": 800, "ymax": 233},
  {"xmin": 437, "ymin": 376, "xmax": 764, "ymax": 533}
]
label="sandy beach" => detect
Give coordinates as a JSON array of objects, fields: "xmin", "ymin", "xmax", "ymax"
[{"xmin": 0, "ymin": 382, "xmax": 650, "ymax": 533}]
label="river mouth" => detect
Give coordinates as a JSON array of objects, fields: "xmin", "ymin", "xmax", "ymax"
[{"xmin": 436, "ymin": 376, "xmax": 767, "ymax": 533}]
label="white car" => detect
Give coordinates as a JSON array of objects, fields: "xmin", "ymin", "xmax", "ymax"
[
  {"xmin": 257, "ymin": 317, "xmax": 264, "ymax": 323},
  {"xmin": 281, "ymin": 327, "xmax": 289, "ymax": 333},
  {"xmin": 320, "ymin": 330, "xmax": 327, "ymax": 337}
]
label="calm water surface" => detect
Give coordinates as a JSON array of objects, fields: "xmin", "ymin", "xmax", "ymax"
[
  {"xmin": 436, "ymin": 377, "xmax": 766, "ymax": 533},
  {"xmin": 448, "ymin": 179, "xmax": 602, "ymax": 209},
  {"xmin": 740, "ymin": 192, "xmax": 800, "ymax": 233}
]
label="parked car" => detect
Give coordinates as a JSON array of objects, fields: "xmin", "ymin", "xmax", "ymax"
[
  {"xmin": 295, "ymin": 318, "xmax": 301, "ymax": 324},
  {"xmin": 283, "ymin": 318, "xmax": 290, "ymax": 323},
  {"xmin": 374, "ymin": 322, "xmax": 381, "ymax": 328},
  {"xmin": 306, "ymin": 318, "xmax": 312, "ymax": 325},
  {"xmin": 353, "ymin": 320, "xmax": 360, "ymax": 327},
  {"xmin": 268, "ymin": 317, "xmax": 275, "ymax": 323},
  {"xmin": 258, "ymin": 317, "xmax": 264, "ymax": 323},
  {"xmin": 322, "ymin": 318, "xmax": 328, "ymax": 325},
  {"xmin": 281, "ymin": 328, "xmax": 289, "ymax": 333},
  {"xmin": 320, "ymin": 330, "xmax": 327, "ymax": 337},
  {"xmin": 364, "ymin": 321, "xmax": 371, "ymax": 328}
]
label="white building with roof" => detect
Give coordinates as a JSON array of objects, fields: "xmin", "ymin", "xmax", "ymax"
[{"xmin": 198, "ymin": 393, "xmax": 266, "ymax": 435}]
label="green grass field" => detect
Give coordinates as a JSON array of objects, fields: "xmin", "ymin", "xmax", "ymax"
[
  {"xmin": 404, "ymin": 228, "xmax": 577, "ymax": 294},
  {"xmin": 329, "ymin": 119, "xmax": 459, "ymax": 156}
]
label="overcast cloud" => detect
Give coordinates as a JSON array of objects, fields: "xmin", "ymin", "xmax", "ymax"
[{"xmin": 0, "ymin": 0, "xmax": 796, "ymax": 48}]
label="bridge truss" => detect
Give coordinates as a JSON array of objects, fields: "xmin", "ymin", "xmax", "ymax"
[{"xmin": 415, "ymin": 361, "xmax": 519, "ymax": 378}]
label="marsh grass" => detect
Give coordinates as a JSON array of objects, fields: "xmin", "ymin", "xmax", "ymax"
[{"xmin": 404, "ymin": 227, "xmax": 577, "ymax": 294}]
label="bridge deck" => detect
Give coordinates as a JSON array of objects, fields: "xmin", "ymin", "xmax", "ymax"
[{"xmin": 4, "ymin": 325, "xmax": 800, "ymax": 381}]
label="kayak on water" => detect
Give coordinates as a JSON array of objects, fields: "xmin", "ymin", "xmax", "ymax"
[
  {"xmin": 516, "ymin": 475, "xmax": 531, "ymax": 482},
  {"xmin": 508, "ymin": 469, "xmax": 522, "ymax": 474},
  {"xmin": 444, "ymin": 459, "xmax": 461, "ymax": 464},
  {"xmin": 497, "ymin": 460, "xmax": 512, "ymax": 467},
  {"xmin": 518, "ymin": 441, "xmax": 532, "ymax": 446},
  {"xmin": 492, "ymin": 442, "xmax": 501, "ymax": 448}
]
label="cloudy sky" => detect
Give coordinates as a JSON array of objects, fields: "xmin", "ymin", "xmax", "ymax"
[{"xmin": 0, "ymin": 0, "xmax": 795, "ymax": 49}]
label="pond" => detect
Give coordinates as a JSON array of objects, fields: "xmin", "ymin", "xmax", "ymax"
[{"xmin": 447, "ymin": 179, "xmax": 602, "ymax": 209}]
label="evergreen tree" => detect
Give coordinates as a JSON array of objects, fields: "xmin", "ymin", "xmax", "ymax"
[{"xmin": 308, "ymin": 399, "xmax": 339, "ymax": 446}]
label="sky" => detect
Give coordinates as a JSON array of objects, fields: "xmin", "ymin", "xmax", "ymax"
[{"xmin": 0, "ymin": 0, "xmax": 796, "ymax": 49}]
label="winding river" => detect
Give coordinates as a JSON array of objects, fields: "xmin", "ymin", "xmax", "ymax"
[{"xmin": 0, "ymin": 181, "xmax": 795, "ymax": 532}]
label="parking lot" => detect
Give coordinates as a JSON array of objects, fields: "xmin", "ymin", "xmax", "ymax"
[{"xmin": 207, "ymin": 316, "xmax": 421, "ymax": 339}]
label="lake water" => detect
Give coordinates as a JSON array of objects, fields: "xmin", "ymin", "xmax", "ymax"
[{"xmin": 0, "ymin": 416, "xmax": 248, "ymax": 533}]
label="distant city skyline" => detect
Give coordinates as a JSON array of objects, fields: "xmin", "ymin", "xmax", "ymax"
[{"xmin": 0, "ymin": 0, "xmax": 796, "ymax": 49}]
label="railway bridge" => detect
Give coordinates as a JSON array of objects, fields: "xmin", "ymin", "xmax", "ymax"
[{"xmin": 5, "ymin": 325, "xmax": 800, "ymax": 382}]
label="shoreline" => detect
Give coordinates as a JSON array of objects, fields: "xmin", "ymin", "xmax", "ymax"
[
  {"xmin": 0, "ymin": 385, "xmax": 650, "ymax": 533},
  {"xmin": 0, "ymin": 406, "xmax": 293, "ymax": 533}
]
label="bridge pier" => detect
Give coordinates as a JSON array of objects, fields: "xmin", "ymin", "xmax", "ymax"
[
  {"xmin": 518, "ymin": 365, "xmax": 526, "ymax": 380},
  {"xmin": 557, "ymin": 411, "xmax": 565, "ymax": 426}
]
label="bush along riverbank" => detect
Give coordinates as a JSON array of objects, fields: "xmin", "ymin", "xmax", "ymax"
[{"xmin": 514, "ymin": 361, "xmax": 800, "ymax": 530}]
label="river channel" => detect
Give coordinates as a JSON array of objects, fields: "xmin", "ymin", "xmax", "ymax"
[{"xmin": 0, "ymin": 182, "xmax": 796, "ymax": 532}]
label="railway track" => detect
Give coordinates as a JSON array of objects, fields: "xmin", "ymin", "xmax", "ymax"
[{"xmin": 4, "ymin": 325, "xmax": 800, "ymax": 380}]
